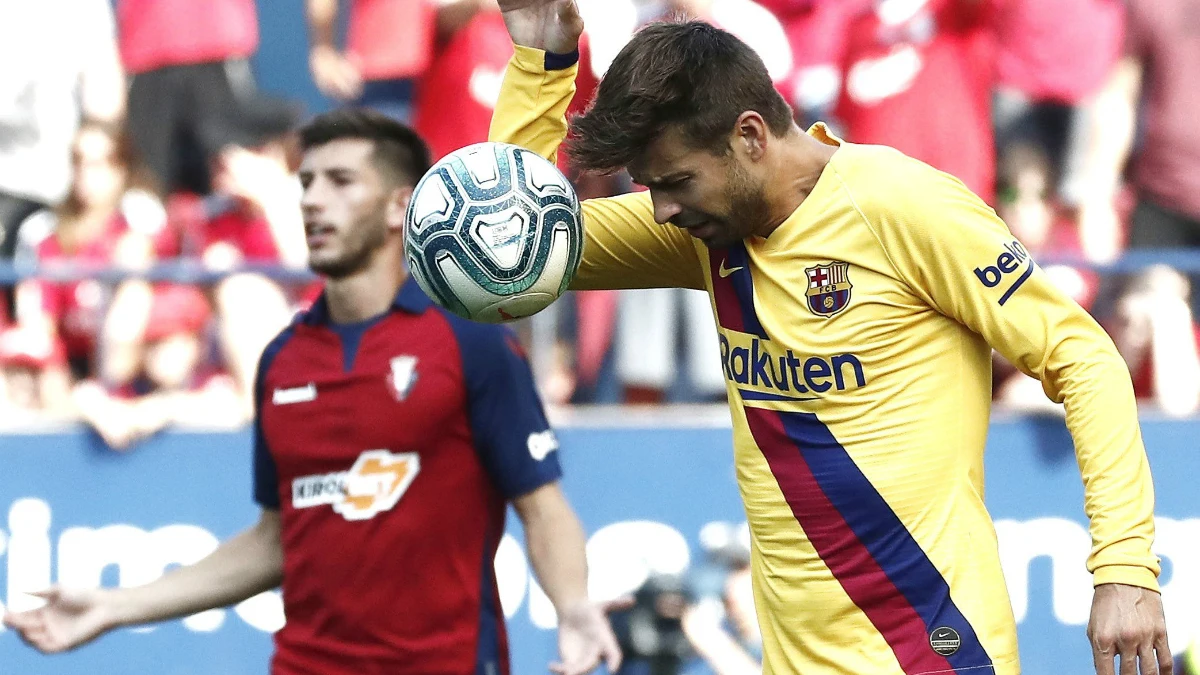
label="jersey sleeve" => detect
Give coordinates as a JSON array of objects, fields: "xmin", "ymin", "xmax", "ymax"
[
  {"xmin": 853, "ymin": 149, "xmax": 1160, "ymax": 592},
  {"xmin": 450, "ymin": 316, "xmax": 563, "ymax": 499},
  {"xmin": 489, "ymin": 45, "xmax": 705, "ymax": 291},
  {"xmin": 252, "ymin": 328, "xmax": 294, "ymax": 510}
]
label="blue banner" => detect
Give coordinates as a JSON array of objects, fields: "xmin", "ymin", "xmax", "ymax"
[{"xmin": 0, "ymin": 417, "xmax": 1196, "ymax": 675}]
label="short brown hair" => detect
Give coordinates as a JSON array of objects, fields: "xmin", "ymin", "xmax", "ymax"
[
  {"xmin": 568, "ymin": 20, "xmax": 794, "ymax": 174},
  {"xmin": 299, "ymin": 108, "xmax": 432, "ymax": 186}
]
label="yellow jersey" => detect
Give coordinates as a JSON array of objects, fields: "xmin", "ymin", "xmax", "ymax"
[{"xmin": 490, "ymin": 46, "xmax": 1160, "ymax": 675}]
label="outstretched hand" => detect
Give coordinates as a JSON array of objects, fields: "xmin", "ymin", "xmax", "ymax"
[
  {"xmin": 2, "ymin": 586, "xmax": 118, "ymax": 654},
  {"xmin": 497, "ymin": 0, "xmax": 583, "ymax": 54}
]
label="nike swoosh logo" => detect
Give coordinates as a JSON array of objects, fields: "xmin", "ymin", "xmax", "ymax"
[{"xmin": 718, "ymin": 260, "xmax": 743, "ymax": 278}]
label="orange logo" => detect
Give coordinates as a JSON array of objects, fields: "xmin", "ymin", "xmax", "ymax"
[{"xmin": 292, "ymin": 450, "xmax": 420, "ymax": 521}]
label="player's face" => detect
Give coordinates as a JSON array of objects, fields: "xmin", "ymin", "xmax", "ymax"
[
  {"xmin": 632, "ymin": 126, "xmax": 770, "ymax": 249},
  {"xmin": 299, "ymin": 139, "xmax": 400, "ymax": 278}
]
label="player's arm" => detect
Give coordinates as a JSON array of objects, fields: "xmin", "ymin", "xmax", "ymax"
[
  {"xmin": 454, "ymin": 319, "xmax": 621, "ymax": 675},
  {"xmin": 491, "ymin": 0, "xmax": 704, "ymax": 291},
  {"xmin": 2, "ymin": 509, "xmax": 282, "ymax": 654},
  {"xmin": 857, "ymin": 153, "xmax": 1170, "ymax": 675}
]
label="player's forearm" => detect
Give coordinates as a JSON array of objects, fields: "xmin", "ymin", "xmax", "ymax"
[
  {"xmin": 1051, "ymin": 328, "xmax": 1160, "ymax": 590},
  {"xmin": 306, "ymin": 0, "xmax": 339, "ymax": 49},
  {"xmin": 488, "ymin": 45, "xmax": 577, "ymax": 165},
  {"xmin": 514, "ymin": 483, "xmax": 590, "ymax": 612},
  {"xmin": 1079, "ymin": 58, "xmax": 1141, "ymax": 200},
  {"xmin": 107, "ymin": 511, "xmax": 283, "ymax": 629}
]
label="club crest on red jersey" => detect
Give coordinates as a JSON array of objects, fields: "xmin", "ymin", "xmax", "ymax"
[
  {"xmin": 388, "ymin": 355, "xmax": 418, "ymax": 401},
  {"xmin": 804, "ymin": 262, "xmax": 853, "ymax": 317}
]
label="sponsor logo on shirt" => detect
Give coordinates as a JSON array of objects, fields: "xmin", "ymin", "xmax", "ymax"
[
  {"xmin": 718, "ymin": 330, "xmax": 866, "ymax": 402},
  {"xmin": 273, "ymin": 383, "xmax": 316, "ymax": 405},
  {"xmin": 527, "ymin": 430, "xmax": 559, "ymax": 461},
  {"xmin": 973, "ymin": 240, "xmax": 1034, "ymax": 306},
  {"xmin": 291, "ymin": 450, "xmax": 420, "ymax": 521}
]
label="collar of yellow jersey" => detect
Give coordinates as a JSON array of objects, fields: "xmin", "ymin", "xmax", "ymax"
[{"xmin": 807, "ymin": 122, "xmax": 844, "ymax": 147}]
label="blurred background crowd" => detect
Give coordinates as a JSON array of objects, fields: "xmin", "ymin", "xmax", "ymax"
[
  {"xmin": 1, "ymin": 0, "xmax": 1199, "ymax": 448},
  {"xmin": 0, "ymin": 2, "xmax": 1198, "ymax": 673}
]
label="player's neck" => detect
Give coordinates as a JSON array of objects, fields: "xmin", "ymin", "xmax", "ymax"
[
  {"xmin": 760, "ymin": 131, "xmax": 838, "ymax": 236},
  {"xmin": 324, "ymin": 251, "xmax": 408, "ymax": 324}
]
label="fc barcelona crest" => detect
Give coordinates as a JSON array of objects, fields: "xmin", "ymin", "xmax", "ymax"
[{"xmin": 804, "ymin": 262, "xmax": 853, "ymax": 317}]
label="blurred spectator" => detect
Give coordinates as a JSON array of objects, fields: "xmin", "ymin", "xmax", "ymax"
[
  {"xmin": 611, "ymin": 573, "xmax": 695, "ymax": 675},
  {"xmin": 834, "ymin": 0, "xmax": 996, "ymax": 202},
  {"xmin": 413, "ymin": 0, "xmax": 510, "ymax": 161},
  {"xmin": 680, "ymin": 522, "xmax": 760, "ymax": 675},
  {"xmin": 0, "ymin": 320, "xmax": 71, "ymax": 418},
  {"xmin": 141, "ymin": 115, "xmax": 302, "ymax": 416},
  {"xmin": 991, "ymin": 0, "xmax": 1124, "ymax": 201},
  {"xmin": 992, "ymin": 144, "xmax": 1099, "ymax": 411},
  {"xmin": 1104, "ymin": 266, "xmax": 1200, "ymax": 417},
  {"xmin": 0, "ymin": 0, "xmax": 124, "ymax": 261},
  {"xmin": 11, "ymin": 121, "xmax": 162, "ymax": 406},
  {"xmin": 74, "ymin": 284, "xmax": 243, "ymax": 451},
  {"xmin": 118, "ymin": 0, "xmax": 267, "ymax": 196},
  {"xmin": 617, "ymin": 289, "xmax": 727, "ymax": 404},
  {"xmin": 1075, "ymin": 0, "xmax": 1200, "ymax": 262},
  {"xmin": 635, "ymin": 0, "xmax": 793, "ymax": 83},
  {"xmin": 755, "ymin": 0, "xmax": 871, "ymax": 129},
  {"xmin": 307, "ymin": 0, "xmax": 485, "ymax": 122}
]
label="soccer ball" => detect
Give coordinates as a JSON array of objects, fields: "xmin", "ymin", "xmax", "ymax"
[{"xmin": 403, "ymin": 142, "xmax": 584, "ymax": 324}]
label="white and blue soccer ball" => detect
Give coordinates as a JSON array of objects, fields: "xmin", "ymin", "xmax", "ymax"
[{"xmin": 403, "ymin": 142, "xmax": 584, "ymax": 324}]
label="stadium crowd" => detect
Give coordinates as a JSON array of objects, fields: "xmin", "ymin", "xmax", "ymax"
[{"xmin": 1, "ymin": 0, "xmax": 1199, "ymax": 442}]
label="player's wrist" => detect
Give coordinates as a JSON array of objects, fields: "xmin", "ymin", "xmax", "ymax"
[{"xmin": 96, "ymin": 587, "xmax": 135, "ymax": 630}]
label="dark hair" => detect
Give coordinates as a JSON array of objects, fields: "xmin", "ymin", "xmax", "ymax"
[
  {"xmin": 568, "ymin": 20, "xmax": 794, "ymax": 173},
  {"xmin": 299, "ymin": 108, "xmax": 432, "ymax": 186}
]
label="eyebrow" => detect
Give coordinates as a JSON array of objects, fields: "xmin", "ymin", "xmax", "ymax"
[{"xmin": 638, "ymin": 172, "xmax": 690, "ymax": 190}]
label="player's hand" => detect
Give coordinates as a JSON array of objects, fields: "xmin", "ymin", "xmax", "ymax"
[
  {"xmin": 551, "ymin": 598, "xmax": 628, "ymax": 675},
  {"xmin": 309, "ymin": 45, "xmax": 363, "ymax": 101},
  {"xmin": 1088, "ymin": 583, "xmax": 1172, "ymax": 675},
  {"xmin": 498, "ymin": 0, "xmax": 583, "ymax": 54},
  {"xmin": 2, "ymin": 586, "xmax": 118, "ymax": 653}
]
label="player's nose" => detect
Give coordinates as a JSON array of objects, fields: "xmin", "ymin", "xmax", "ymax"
[{"xmin": 650, "ymin": 192, "xmax": 683, "ymax": 225}]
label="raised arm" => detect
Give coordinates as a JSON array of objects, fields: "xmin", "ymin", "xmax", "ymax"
[{"xmin": 490, "ymin": 0, "xmax": 705, "ymax": 291}]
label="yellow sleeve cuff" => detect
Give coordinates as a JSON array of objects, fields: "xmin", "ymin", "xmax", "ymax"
[
  {"xmin": 512, "ymin": 44, "xmax": 548, "ymax": 73},
  {"xmin": 1092, "ymin": 565, "xmax": 1160, "ymax": 592}
]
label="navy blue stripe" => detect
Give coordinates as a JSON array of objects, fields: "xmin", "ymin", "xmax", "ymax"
[
  {"xmin": 775, "ymin": 411, "xmax": 993, "ymax": 671},
  {"xmin": 738, "ymin": 389, "xmax": 818, "ymax": 402},
  {"xmin": 544, "ymin": 49, "xmax": 580, "ymax": 70},
  {"xmin": 726, "ymin": 244, "xmax": 768, "ymax": 338},
  {"xmin": 475, "ymin": 527, "xmax": 503, "ymax": 675},
  {"xmin": 998, "ymin": 259, "xmax": 1035, "ymax": 306}
]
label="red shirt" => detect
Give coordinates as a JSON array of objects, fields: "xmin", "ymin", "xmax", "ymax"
[
  {"xmin": 30, "ymin": 216, "xmax": 129, "ymax": 361},
  {"xmin": 347, "ymin": 0, "xmax": 437, "ymax": 80},
  {"xmin": 117, "ymin": 0, "xmax": 258, "ymax": 73},
  {"xmin": 415, "ymin": 15, "xmax": 601, "ymax": 165},
  {"xmin": 158, "ymin": 197, "xmax": 280, "ymax": 263},
  {"xmin": 414, "ymin": 12, "xmax": 513, "ymax": 161},
  {"xmin": 254, "ymin": 280, "xmax": 560, "ymax": 675},
  {"xmin": 993, "ymin": 0, "xmax": 1124, "ymax": 103},
  {"xmin": 835, "ymin": 0, "xmax": 997, "ymax": 203}
]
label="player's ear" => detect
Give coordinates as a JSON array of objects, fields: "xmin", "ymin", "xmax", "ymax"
[
  {"xmin": 733, "ymin": 111, "xmax": 768, "ymax": 162},
  {"xmin": 386, "ymin": 186, "xmax": 414, "ymax": 232}
]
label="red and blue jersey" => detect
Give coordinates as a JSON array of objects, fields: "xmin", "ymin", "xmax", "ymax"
[{"xmin": 253, "ymin": 277, "xmax": 561, "ymax": 675}]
